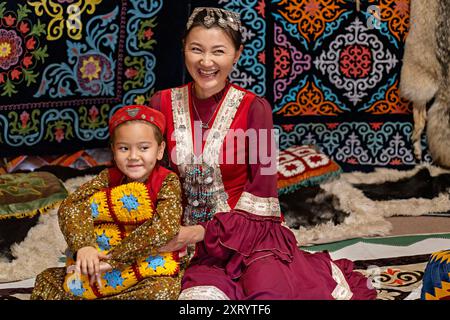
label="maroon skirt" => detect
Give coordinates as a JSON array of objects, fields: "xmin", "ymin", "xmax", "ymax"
[{"xmin": 181, "ymin": 210, "xmax": 377, "ymax": 300}]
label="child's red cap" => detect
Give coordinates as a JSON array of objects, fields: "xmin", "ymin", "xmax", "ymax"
[{"xmin": 109, "ymin": 105, "xmax": 166, "ymax": 136}]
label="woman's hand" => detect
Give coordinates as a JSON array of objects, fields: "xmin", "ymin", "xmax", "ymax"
[
  {"xmin": 76, "ymin": 246, "xmax": 110, "ymax": 277},
  {"xmin": 158, "ymin": 225, "xmax": 205, "ymax": 252}
]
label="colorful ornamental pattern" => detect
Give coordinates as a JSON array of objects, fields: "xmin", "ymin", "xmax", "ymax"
[
  {"xmin": 0, "ymin": 3, "xmax": 48, "ymax": 98},
  {"xmin": 277, "ymin": 145, "xmax": 341, "ymax": 194},
  {"xmin": 222, "ymin": 0, "xmax": 267, "ymax": 96},
  {"xmin": 0, "ymin": 0, "xmax": 161, "ymax": 156},
  {"xmin": 273, "ymin": 0, "xmax": 420, "ymax": 170},
  {"xmin": 63, "ymin": 181, "xmax": 179, "ymax": 300},
  {"xmin": 0, "ymin": 0, "xmax": 266, "ymax": 159},
  {"xmin": 0, "ymin": 0, "xmax": 420, "ymax": 171}
]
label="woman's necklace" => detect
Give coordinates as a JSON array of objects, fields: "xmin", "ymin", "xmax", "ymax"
[{"xmin": 191, "ymin": 91, "xmax": 215, "ymax": 129}]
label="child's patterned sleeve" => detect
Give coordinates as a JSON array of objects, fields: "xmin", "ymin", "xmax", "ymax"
[{"xmin": 58, "ymin": 169, "xmax": 109, "ymax": 253}]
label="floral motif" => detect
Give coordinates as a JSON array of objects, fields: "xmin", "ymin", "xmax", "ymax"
[
  {"xmin": 79, "ymin": 55, "xmax": 101, "ymax": 81},
  {"xmin": 275, "ymin": 0, "xmax": 347, "ymax": 42},
  {"xmin": 369, "ymin": 0, "xmax": 410, "ymax": 42},
  {"xmin": 0, "ymin": 4, "xmax": 48, "ymax": 97},
  {"xmin": 277, "ymin": 81, "xmax": 343, "ymax": 116},
  {"xmin": 76, "ymin": 54, "xmax": 113, "ymax": 94},
  {"xmin": 35, "ymin": 7, "xmax": 117, "ymax": 98},
  {"xmin": 0, "ymin": 0, "xmax": 161, "ymax": 154},
  {"xmin": 0, "ymin": 29, "xmax": 23, "ymax": 70},
  {"xmin": 137, "ymin": 18, "xmax": 156, "ymax": 50},
  {"xmin": 28, "ymin": 0, "xmax": 103, "ymax": 41}
]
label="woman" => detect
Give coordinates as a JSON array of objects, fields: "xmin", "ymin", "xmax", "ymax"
[{"xmin": 150, "ymin": 7, "xmax": 377, "ymax": 300}]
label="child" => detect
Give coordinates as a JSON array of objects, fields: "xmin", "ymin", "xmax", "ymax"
[{"xmin": 31, "ymin": 105, "xmax": 183, "ymax": 300}]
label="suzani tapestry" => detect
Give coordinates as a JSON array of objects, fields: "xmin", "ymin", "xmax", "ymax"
[
  {"xmin": 0, "ymin": 0, "xmax": 425, "ymax": 171},
  {"xmin": 0, "ymin": 0, "xmax": 176, "ymax": 157}
]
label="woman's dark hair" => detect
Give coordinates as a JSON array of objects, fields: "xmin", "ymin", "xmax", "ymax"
[{"xmin": 182, "ymin": 8, "xmax": 243, "ymax": 50}]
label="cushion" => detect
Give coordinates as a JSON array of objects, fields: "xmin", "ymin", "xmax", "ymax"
[
  {"xmin": 421, "ymin": 250, "xmax": 450, "ymax": 300},
  {"xmin": 277, "ymin": 145, "xmax": 342, "ymax": 195},
  {"xmin": 0, "ymin": 171, "xmax": 68, "ymax": 219},
  {"xmin": 0, "ymin": 171, "xmax": 68, "ymax": 260}
]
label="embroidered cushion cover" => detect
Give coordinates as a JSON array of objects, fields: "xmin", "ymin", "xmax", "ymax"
[
  {"xmin": 277, "ymin": 145, "xmax": 342, "ymax": 195},
  {"xmin": 0, "ymin": 171, "xmax": 68, "ymax": 260},
  {"xmin": 0, "ymin": 171, "xmax": 68, "ymax": 219},
  {"xmin": 63, "ymin": 182, "xmax": 179, "ymax": 299}
]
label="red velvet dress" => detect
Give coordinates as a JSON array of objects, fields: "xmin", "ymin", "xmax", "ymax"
[{"xmin": 150, "ymin": 82, "xmax": 377, "ymax": 300}]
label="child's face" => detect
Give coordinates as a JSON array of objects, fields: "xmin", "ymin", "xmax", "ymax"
[{"xmin": 112, "ymin": 121, "xmax": 165, "ymax": 182}]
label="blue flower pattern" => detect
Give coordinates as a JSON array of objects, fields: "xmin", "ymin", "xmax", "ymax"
[
  {"xmin": 96, "ymin": 231, "xmax": 111, "ymax": 251},
  {"xmin": 120, "ymin": 193, "xmax": 140, "ymax": 213},
  {"xmin": 103, "ymin": 269, "xmax": 124, "ymax": 289},
  {"xmin": 90, "ymin": 201, "xmax": 99, "ymax": 219},
  {"xmin": 68, "ymin": 278, "xmax": 86, "ymax": 297},
  {"xmin": 145, "ymin": 255, "xmax": 166, "ymax": 271}
]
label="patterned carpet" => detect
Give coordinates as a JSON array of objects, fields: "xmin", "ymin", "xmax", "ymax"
[
  {"xmin": 354, "ymin": 254, "xmax": 428, "ymax": 300},
  {"xmin": 0, "ymin": 252, "xmax": 433, "ymax": 300}
]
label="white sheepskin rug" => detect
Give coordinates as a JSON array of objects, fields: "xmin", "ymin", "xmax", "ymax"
[
  {"xmin": 0, "ymin": 175, "xmax": 93, "ymax": 283},
  {"xmin": 291, "ymin": 164, "xmax": 450, "ymax": 246}
]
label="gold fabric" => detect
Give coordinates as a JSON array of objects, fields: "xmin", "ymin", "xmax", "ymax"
[{"xmin": 31, "ymin": 169, "xmax": 184, "ymax": 300}]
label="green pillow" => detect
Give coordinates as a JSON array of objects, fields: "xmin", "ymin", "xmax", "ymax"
[{"xmin": 0, "ymin": 171, "xmax": 68, "ymax": 219}]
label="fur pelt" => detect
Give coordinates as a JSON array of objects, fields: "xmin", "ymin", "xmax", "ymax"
[
  {"xmin": 280, "ymin": 186, "xmax": 349, "ymax": 229},
  {"xmin": 283, "ymin": 166, "xmax": 450, "ymax": 233},
  {"xmin": 287, "ymin": 165, "xmax": 450, "ymax": 246},
  {"xmin": 400, "ymin": 0, "xmax": 450, "ymax": 168},
  {"xmin": 354, "ymin": 167, "xmax": 450, "ymax": 200}
]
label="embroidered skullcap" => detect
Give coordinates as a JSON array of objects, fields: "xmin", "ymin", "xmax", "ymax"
[{"xmin": 109, "ymin": 105, "xmax": 166, "ymax": 136}]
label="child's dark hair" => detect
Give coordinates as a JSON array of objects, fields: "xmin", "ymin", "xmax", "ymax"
[
  {"xmin": 183, "ymin": 7, "xmax": 243, "ymax": 50},
  {"xmin": 110, "ymin": 120, "xmax": 164, "ymax": 145}
]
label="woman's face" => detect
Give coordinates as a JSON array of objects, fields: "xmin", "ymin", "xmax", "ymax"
[{"xmin": 184, "ymin": 26, "xmax": 243, "ymax": 99}]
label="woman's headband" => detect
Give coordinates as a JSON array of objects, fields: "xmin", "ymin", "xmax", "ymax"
[{"xmin": 186, "ymin": 7, "xmax": 242, "ymax": 32}]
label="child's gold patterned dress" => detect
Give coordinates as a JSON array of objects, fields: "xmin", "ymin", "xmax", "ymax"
[{"xmin": 31, "ymin": 167, "xmax": 183, "ymax": 300}]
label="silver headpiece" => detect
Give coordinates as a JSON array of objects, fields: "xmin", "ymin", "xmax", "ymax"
[{"xmin": 186, "ymin": 7, "xmax": 242, "ymax": 33}]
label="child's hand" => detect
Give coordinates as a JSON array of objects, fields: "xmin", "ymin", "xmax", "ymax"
[
  {"xmin": 89, "ymin": 261, "xmax": 113, "ymax": 288},
  {"xmin": 76, "ymin": 246, "xmax": 109, "ymax": 277}
]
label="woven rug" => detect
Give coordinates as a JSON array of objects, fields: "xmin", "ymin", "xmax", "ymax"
[
  {"xmin": 0, "ymin": 253, "xmax": 431, "ymax": 300},
  {"xmin": 304, "ymin": 233, "xmax": 450, "ymax": 300},
  {"xmin": 354, "ymin": 254, "xmax": 428, "ymax": 300}
]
